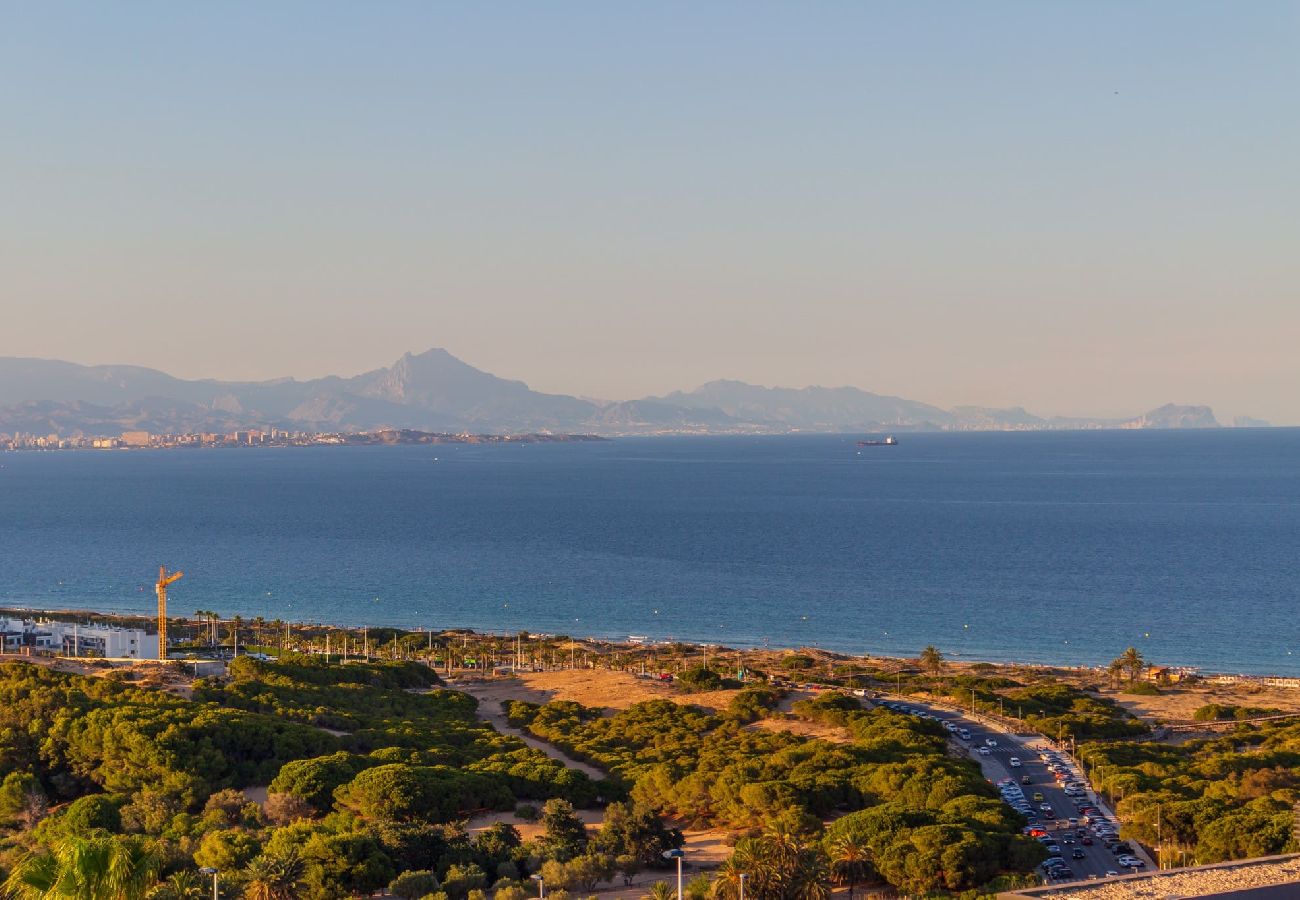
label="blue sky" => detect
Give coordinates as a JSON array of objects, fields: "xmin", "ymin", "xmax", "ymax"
[{"xmin": 2, "ymin": 3, "xmax": 1297, "ymax": 421}]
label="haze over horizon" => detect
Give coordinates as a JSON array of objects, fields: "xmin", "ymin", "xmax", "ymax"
[{"xmin": 3, "ymin": 4, "xmax": 1297, "ymax": 423}]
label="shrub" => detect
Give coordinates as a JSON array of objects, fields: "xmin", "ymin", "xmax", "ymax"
[
  {"xmin": 675, "ymin": 667, "xmax": 723, "ymax": 692},
  {"xmin": 391, "ymin": 870, "xmax": 441, "ymax": 900}
]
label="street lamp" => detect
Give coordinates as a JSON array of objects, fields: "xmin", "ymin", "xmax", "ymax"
[
  {"xmin": 738, "ymin": 872, "xmax": 747, "ymax": 900},
  {"xmin": 662, "ymin": 849, "xmax": 685, "ymax": 900},
  {"xmin": 199, "ymin": 867, "xmax": 218, "ymax": 900},
  {"xmin": 530, "ymin": 874, "xmax": 545, "ymax": 899}
]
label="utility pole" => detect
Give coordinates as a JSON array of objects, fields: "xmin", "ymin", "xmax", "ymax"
[{"xmin": 1156, "ymin": 803, "xmax": 1162, "ymax": 869}]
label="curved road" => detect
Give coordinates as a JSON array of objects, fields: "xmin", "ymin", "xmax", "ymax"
[{"xmin": 875, "ymin": 694, "xmax": 1156, "ymax": 886}]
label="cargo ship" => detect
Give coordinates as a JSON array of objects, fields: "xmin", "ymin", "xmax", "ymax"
[{"xmin": 857, "ymin": 436, "xmax": 898, "ymax": 446}]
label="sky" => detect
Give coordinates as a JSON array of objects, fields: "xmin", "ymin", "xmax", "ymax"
[{"xmin": 2, "ymin": 3, "xmax": 1297, "ymax": 422}]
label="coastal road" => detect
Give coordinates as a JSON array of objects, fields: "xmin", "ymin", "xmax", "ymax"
[{"xmin": 873, "ymin": 696, "xmax": 1155, "ymax": 885}]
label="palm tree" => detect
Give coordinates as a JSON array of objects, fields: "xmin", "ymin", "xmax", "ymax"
[
  {"xmin": 1118, "ymin": 647, "xmax": 1146, "ymax": 683},
  {"xmin": 645, "ymin": 882, "xmax": 676, "ymax": 900},
  {"xmin": 149, "ymin": 871, "xmax": 207, "ymax": 900},
  {"xmin": 5, "ymin": 834, "xmax": 160, "ymax": 900},
  {"xmin": 827, "ymin": 836, "xmax": 872, "ymax": 900},
  {"xmin": 1107, "ymin": 660, "xmax": 1126, "ymax": 689},
  {"xmin": 4, "ymin": 851, "xmax": 59, "ymax": 900},
  {"xmin": 243, "ymin": 851, "xmax": 304, "ymax": 900},
  {"xmin": 919, "ymin": 645, "xmax": 944, "ymax": 676}
]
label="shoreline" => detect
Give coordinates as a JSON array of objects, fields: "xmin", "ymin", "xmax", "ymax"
[{"xmin": 6, "ymin": 602, "xmax": 1300, "ymax": 685}]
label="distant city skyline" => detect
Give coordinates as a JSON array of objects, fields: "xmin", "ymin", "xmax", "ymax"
[{"xmin": 3, "ymin": 3, "xmax": 1297, "ymax": 423}]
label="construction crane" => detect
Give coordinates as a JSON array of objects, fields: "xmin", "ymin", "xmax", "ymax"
[{"xmin": 156, "ymin": 566, "xmax": 183, "ymax": 660}]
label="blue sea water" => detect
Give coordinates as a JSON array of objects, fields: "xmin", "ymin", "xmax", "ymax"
[{"xmin": 0, "ymin": 430, "xmax": 1297, "ymax": 675}]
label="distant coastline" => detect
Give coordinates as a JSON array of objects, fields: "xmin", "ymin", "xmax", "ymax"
[
  {"xmin": 1, "ymin": 348, "xmax": 1272, "ymax": 437},
  {"xmin": 5, "ymin": 604, "xmax": 1299, "ymax": 685},
  {"xmin": 2, "ymin": 429, "xmax": 607, "ymax": 452}
]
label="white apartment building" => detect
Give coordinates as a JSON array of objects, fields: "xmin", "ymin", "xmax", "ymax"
[{"xmin": 0, "ymin": 618, "xmax": 156, "ymax": 659}]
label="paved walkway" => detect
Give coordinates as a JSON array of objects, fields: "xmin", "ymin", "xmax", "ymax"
[{"xmin": 455, "ymin": 682, "xmax": 607, "ymax": 781}]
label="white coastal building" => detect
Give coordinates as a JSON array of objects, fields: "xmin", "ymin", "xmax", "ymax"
[{"xmin": 0, "ymin": 617, "xmax": 156, "ymax": 660}]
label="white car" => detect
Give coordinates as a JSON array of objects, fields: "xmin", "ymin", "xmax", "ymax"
[
  {"xmin": 977, "ymin": 747, "xmax": 991, "ymax": 755},
  {"xmin": 1009, "ymin": 757, "xmax": 1022, "ymax": 767},
  {"xmin": 986, "ymin": 738, "xmax": 998, "ymax": 747}
]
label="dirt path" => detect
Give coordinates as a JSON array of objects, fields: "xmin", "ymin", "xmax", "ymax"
[{"xmin": 456, "ymin": 682, "xmax": 607, "ymax": 781}]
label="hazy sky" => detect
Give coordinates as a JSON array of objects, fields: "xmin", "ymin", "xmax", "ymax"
[{"xmin": 2, "ymin": 4, "xmax": 1297, "ymax": 422}]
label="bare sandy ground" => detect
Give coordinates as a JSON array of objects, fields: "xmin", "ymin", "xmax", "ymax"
[
  {"xmin": 465, "ymin": 807, "xmax": 605, "ymax": 841},
  {"xmin": 750, "ymin": 715, "xmax": 852, "ymax": 743},
  {"xmin": 456, "ymin": 671, "xmax": 856, "ymax": 747},
  {"xmin": 5, "ymin": 654, "xmax": 197, "ymax": 698},
  {"xmin": 1096, "ymin": 682, "xmax": 1300, "ymax": 723},
  {"xmin": 466, "ymin": 808, "xmax": 732, "ymax": 871},
  {"xmin": 454, "ymin": 669, "xmax": 742, "ymax": 713}
]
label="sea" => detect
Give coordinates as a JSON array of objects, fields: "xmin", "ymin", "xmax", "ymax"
[{"xmin": 1, "ymin": 430, "xmax": 1297, "ymax": 676}]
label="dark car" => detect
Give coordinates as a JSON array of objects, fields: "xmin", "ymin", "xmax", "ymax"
[
  {"xmin": 1081, "ymin": 836, "xmax": 1093, "ymax": 845},
  {"xmin": 1071, "ymin": 848, "xmax": 1086, "ymax": 859},
  {"xmin": 1022, "ymin": 775, "xmax": 1033, "ymax": 784},
  {"xmin": 1112, "ymin": 842, "xmax": 1135, "ymax": 855}
]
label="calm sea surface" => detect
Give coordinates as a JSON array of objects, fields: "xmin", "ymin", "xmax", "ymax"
[{"xmin": 1, "ymin": 431, "xmax": 1297, "ymax": 675}]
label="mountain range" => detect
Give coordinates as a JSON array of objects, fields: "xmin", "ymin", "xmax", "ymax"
[{"xmin": 0, "ymin": 349, "xmax": 1233, "ymax": 436}]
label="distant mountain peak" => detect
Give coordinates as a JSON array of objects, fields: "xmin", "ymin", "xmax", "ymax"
[
  {"xmin": 1126, "ymin": 404, "xmax": 1220, "ymax": 429},
  {"xmin": 0, "ymin": 351, "xmax": 1235, "ymax": 436}
]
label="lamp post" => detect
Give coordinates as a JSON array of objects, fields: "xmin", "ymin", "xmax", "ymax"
[
  {"xmin": 663, "ymin": 849, "xmax": 685, "ymax": 900},
  {"xmin": 199, "ymin": 867, "xmax": 218, "ymax": 900},
  {"xmin": 530, "ymin": 874, "xmax": 545, "ymax": 899},
  {"xmin": 738, "ymin": 872, "xmax": 747, "ymax": 900}
]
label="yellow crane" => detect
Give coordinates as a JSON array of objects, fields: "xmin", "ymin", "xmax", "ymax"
[{"xmin": 156, "ymin": 566, "xmax": 183, "ymax": 659}]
